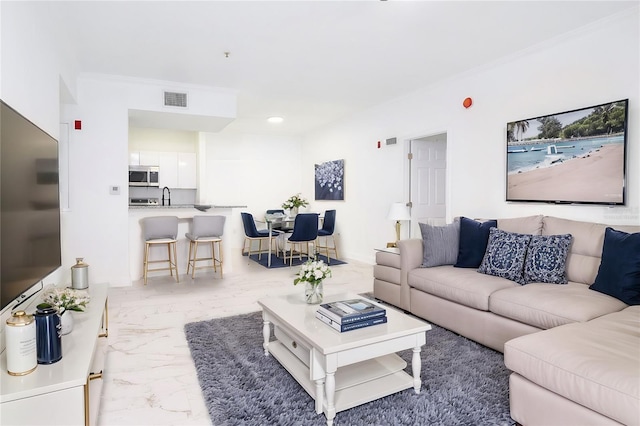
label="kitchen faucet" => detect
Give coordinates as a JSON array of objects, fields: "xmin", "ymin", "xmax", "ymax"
[{"xmin": 162, "ymin": 186, "xmax": 171, "ymax": 206}]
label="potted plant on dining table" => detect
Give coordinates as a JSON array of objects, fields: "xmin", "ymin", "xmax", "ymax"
[{"xmin": 281, "ymin": 193, "xmax": 309, "ymax": 217}]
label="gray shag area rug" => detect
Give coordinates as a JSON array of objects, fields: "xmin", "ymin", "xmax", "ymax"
[{"xmin": 184, "ymin": 311, "xmax": 513, "ymax": 426}]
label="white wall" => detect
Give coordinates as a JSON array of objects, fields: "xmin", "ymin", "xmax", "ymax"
[
  {"xmin": 301, "ymin": 9, "xmax": 640, "ymax": 263},
  {"xmin": 201, "ymin": 132, "xmax": 304, "ymax": 250},
  {"xmin": 61, "ymin": 78, "xmax": 131, "ymax": 285},
  {"xmin": 129, "ymin": 128, "xmax": 198, "ymax": 153},
  {"xmin": 0, "ymin": 1, "xmax": 77, "ymax": 136},
  {"xmin": 0, "ymin": 1, "xmax": 78, "ymax": 290}
]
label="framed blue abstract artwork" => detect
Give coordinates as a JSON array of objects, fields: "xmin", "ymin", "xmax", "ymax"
[{"xmin": 315, "ymin": 159, "xmax": 344, "ymax": 201}]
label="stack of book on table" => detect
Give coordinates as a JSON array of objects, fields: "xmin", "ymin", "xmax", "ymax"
[{"xmin": 315, "ymin": 298, "xmax": 387, "ymax": 332}]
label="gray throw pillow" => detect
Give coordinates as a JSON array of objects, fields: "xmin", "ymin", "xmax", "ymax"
[
  {"xmin": 478, "ymin": 227, "xmax": 532, "ymax": 284},
  {"xmin": 419, "ymin": 220, "xmax": 460, "ymax": 267},
  {"xmin": 524, "ymin": 234, "xmax": 572, "ymax": 284}
]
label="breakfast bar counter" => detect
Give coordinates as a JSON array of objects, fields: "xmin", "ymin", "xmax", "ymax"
[
  {"xmin": 128, "ymin": 204, "xmax": 246, "ymax": 211},
  {"xmin": 128, "ymin": 205, "xmax": 247, "ymax": 282}
]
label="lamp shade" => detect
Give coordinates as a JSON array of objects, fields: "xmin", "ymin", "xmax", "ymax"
[{"xmin": 387, "ymin": 202, "xmax": 410, "ymax": 221}]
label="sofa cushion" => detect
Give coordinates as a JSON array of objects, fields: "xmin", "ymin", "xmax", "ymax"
[
  {"xmin": 455, "ymin": 217, "xmax": 497, "ymax": 268},
  {"xmin": 419, "ymin": 220, "xmax": 460, "ymax": 267},
  {"xmin": 408, "ymin": 265, "xmax": 517, "ymax": 311},
  {"xmin": 542, "ymin": 216, "xmax": 608, "ymax": 285},
  {"xmin": 478, "ymin": 228, "xmax": 531, "ymax": 284},
  {"xmin": 375, "ymin": 250, "xmax": 401, "ymax": 269},
  {"xmin": 541, "ymin": 216, "xmax": 640, "ymax": 285},
  {"xmin": 590, "ymin": 227, "xmax": 640, "ymax": 305},
  {"xmin": 497, "ymin": 215, "xmax": 543, "ymax": 235},
  {"xmin": 523, "ymin": 234, "xmax": 573, "ymax": 284},
  {"xmin": 373, "ymin": 264, "xmax": 400, "ymax": 285},
  {"xmin": 490, "ymin": 282, "xmax": 627, "ymax": 329},
  {"xmin": 504, "ymin": 306, "xmax": 640, "ymax": 426}
]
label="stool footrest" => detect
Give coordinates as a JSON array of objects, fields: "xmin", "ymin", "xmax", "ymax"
[
  {"xmin": 187, "ymin": 239, "xmax": 223, "ymax": 278},
  {"xmin": 143, "ymin": 240, "xmax": 179, "ymax": 285}
]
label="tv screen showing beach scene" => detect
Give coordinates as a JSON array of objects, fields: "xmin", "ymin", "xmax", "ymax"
[{"xmin": 506, "ymin": 99, "xmax": 628, "ymax": 205}]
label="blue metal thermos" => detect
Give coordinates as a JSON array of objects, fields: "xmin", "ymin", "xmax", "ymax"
[{"xmin": 34, "ymin": 303, "xmax": 62, "ymax": 364}]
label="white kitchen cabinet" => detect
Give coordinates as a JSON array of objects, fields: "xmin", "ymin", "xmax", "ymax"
[
  {"xmin": 157, "ymin": 151, "xmax": 178, "ymax": 188},
  {"xmin": 0, "ymin": 284, "xmax": 109, "ymax": 426},
  {"xmin": 177, "ymin": 152, "xmax": 197, "ymax": 189},
  {"xmin": 139, "ymin": 151, "xmax": 160, "ymax": 166},
  {"xmin": 130, "ymin": 151, "xmax": 196, "ymax": 189},
  {"xmin": 129, "ymin": 151, "xmax": 141, "ymax": 166}
]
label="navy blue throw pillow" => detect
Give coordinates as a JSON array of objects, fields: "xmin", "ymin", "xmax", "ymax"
[
  {"xmin": 590, "ymin": 227, "xmax": 640, "ymax": 305},
  {"xmin": 454, "ymin": 217, "xmax": 498, "ymax": 268}
]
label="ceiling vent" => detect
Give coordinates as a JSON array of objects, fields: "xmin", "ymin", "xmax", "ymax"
[{"xmin": 164, "ymin": 91, "xmax": 188, "ymax": 108}]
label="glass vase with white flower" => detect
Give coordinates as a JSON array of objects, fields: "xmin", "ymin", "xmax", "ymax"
[{"xmin": 294, "ymin": 259, "xmax": 332, "ymax": 304}]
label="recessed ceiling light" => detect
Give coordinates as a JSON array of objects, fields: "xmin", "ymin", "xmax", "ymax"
[{"xmin": 267, "ymin": 116, "xmax": 283, "ymax": 123}]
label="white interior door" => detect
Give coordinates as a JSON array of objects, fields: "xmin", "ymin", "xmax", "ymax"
[{"xmin": 410, "ymin": 134, "xmax": 447, "ymax": 236}]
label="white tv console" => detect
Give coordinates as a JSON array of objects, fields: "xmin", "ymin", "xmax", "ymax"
[{"xmin": 0, "ymin": 284, "xmax": 108, "ymax": 425}]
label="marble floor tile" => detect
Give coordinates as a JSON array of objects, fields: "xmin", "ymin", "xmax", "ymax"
[{"xmin": 97, "ymin": 254, "xmax": 374, "ymax": 425}]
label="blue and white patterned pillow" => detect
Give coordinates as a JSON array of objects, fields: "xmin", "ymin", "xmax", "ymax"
[
  {"xmin": 478, "ymin": 228, "xmax": 532, "ymax": 284},
  {"xmin": 523, "ymin": 234, "xmax": 572, "ymax": 284}
]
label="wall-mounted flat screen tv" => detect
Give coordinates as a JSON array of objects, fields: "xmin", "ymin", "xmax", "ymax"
[
  {"xmin": 506, "ymin": 99, "xmax": 628, "ymax": 205},
  {"xmin": 1, "ymin": 101, "xmax": 62, "ymax": 312}
]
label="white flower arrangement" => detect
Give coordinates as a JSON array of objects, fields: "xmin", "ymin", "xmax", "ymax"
[
  {"xmin": 42, "ymin": 287, "xmax": 90, "ymax": 315},
  {"xmin": 282, "ymin": 193, "xmax": 309, "ymax": 210},
  {"xmin": 294, "ymin": 259, "xmax": 332, "ymax": 286}
]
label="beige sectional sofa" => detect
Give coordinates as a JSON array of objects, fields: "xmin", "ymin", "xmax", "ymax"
[{"xmin": 373, "ymin": 215, "xmax": 640, "ymax": 426}]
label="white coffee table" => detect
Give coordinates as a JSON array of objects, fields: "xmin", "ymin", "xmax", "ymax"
[{"xmin": 258, "ymin": 292, "xmax": 431, "ymax": 426}]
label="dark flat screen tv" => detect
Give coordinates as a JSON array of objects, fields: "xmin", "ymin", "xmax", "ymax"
[
  {"xmin": 506, "ymin": 99, "xmax": 628, "ymax": 205},
  {"xmin": 1, "ymin": 100, "xmax": 62, "ymax": 312}
]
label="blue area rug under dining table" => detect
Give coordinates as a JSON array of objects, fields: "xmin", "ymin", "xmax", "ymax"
[{"xmin": 245, "ymin": 253, "xmax": 347, "ymax": 268}]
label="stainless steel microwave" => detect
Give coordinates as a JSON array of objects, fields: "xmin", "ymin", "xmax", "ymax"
[{"xmin": 129, "ymin": 165, "xmax": 159, "ymax": 187}]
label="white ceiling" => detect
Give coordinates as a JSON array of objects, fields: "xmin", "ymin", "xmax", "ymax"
[{"xmin": 47, "ymin": 1, "xmax": 638, "ymax": 136}]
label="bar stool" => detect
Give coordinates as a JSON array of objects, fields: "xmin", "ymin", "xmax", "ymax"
[
  {"xmin": 186, "ymin": 215, "xmax": 225, "ymax": 278},
  {"xmin": 142, "ymin": 216, "xmax": 179, "ymax": 285}
]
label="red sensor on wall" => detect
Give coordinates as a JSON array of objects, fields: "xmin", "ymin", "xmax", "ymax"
[
  {"xmin": 463, "ymin": 97, "xmax": 473, "ymax": 109},
  {"xmin": 377, "ymin": 141, "xmax": 381, "ymax": 149},
  {"xmin": 74, "ymin": 120, "xmax": 82, "ymax": 130}
]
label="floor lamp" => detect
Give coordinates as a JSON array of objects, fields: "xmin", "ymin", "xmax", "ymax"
[{"xmin": 386, "ymin": 202, "xmax": 411, "ymax": 248}]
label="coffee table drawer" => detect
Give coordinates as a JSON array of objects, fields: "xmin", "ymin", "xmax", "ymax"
[{"xmin": 275, "ymin": 326, "xmax": 310, "ymax": 367}]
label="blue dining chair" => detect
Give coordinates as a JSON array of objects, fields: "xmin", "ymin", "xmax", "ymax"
[
  {"xmin": 241, "ymin": 212, "xmax": 279, "ymax": 260},
  {"xmin": 285, "ymin": 213, "xmax": 319, "ymax": 266},
  {"xmin": 316, "ymin": 210, "xmax": 339, "ymax": 264}
]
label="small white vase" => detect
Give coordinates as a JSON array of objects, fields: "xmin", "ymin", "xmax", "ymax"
[
  {"xmin": 305, "ymin": 281, "xmax": 323, "ymax": 304},
  {"xmin": 290, "ymin": 207, "xmax": 299, "ymax": 217},
  {"xmin": 60, "ymin": 312, "xmax": 74, "ymax": 335}
]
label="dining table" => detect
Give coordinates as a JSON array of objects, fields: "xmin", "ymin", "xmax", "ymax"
[{"xmin": 258, "ymin": 213, "xmax": 294, "ymax": 267}]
